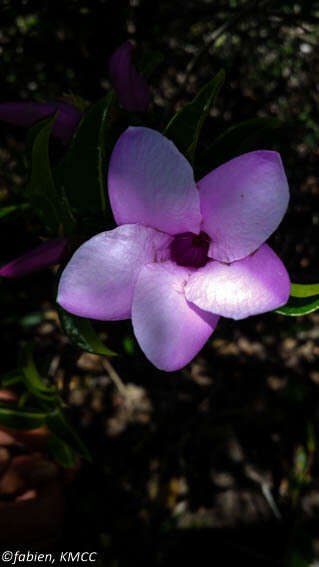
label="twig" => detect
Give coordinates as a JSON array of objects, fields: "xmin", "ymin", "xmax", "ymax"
[
  {"xmin": 102, "ymin": 358, "xmax": 128, "ymax": 400},
  {"xmin": 261, "ymin": 482, "xmax": 282, "ymax": 520},
  {"xmin": 245, "ymin": 463, "xmax": 282, "ymax": 520}
]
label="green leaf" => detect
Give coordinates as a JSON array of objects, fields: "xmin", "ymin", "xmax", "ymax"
[
  {"xmin": 275, "ymin": 296, "xmax": 319, "ymax": 316},
  {"xmin": 290, "ymin": 283, "xmax": 319, "ymax": 298},
  {"xmin": 57, "ymin": 305, "xmax": 117, "ymax": 356},
  {"xmin": 26, "ymin": 115, "xmax": 62, "ymax": 233},
  {"xmin": 55, "ymin": 92, "xmax": 117, "ymax": 229},
  {"xmin": 122, "ymin": 335, "xmax": 135, "ymax": 355},
  {"xmin": 25, "ymin": 117, "xmax": 52, "ymax": 162},
  {"xmin": 164, "ymin": 70, "xmax": 225, "ymax": 164},
  {"xmin": 1, "ymin": 369, "xmax": 25, "ymax": 388},
  {"xmin": 276, "ymin": 282, "xmax": 319, "ymax": 316},
  {"xmin": 0, "ymin": 406, "xmax": 46, "ymax": 430},
  {"xmin": 17, "ymin": 390, "xmax": 31, "ymax": 408},
  {"xmin": 0, "ymin": 203, "xmax": 29, "ymax": 220},
  {"xmin": 21, "ymin": 344, "xmax": 58, "ymax": 401},
  {"xmin": 47, "ymin": 433, "xmax": 78, "ymax": 468},
  {"xmin": 19, "ymin": 311, "xmax": 44, "ymax": 328},
  {"xmin": 201, "ymin": 116, "xmax": 281, "ymax": 173},
  {"xmin": 46, "ymin": 408, "xmax": 91, "ymax": 461}
]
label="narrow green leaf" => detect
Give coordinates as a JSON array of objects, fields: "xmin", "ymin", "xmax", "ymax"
[
  {"xmin": 275, "ymin": 296, "xmax": 319, "ymax": 316},
  {"xmin": 1, "ymin": 369, "xmax": 25, "ymax": 388},
  {"xmin": 0, "ymin": 203, "xmax": 29, "ymax": 220},
  {"xmin": 0, "ymin": 406, "xmax": 46, "ymax": 430},
  {"xmin": 164, "ymin": 70, "xmax": 225, "ymax": 164},
  {"xmin": 26, "ymin": 115, "xmax": 61, "ymax": 233},
  {"xmin": 55, "ymin": 92, "xmax": 117, "ymax": 229},
  {"xmin": 19, "ymin": 311, "xmax": 44, "ymax": 328},
  {"xmin": 290, "ymin": 283, "xmax": 319, "ymax": 298},
  {"xmin": 46, "ymin": 408, "xmax": 91, "ymax": 461},
  {"xmin": 18, "ymin": 390, "xmax": 31, "ymax": 408},
  {"xmin": 22, "ymin": 345, "xmax": 50, "ymax": 392},
  {"xmin": 47, "ymin": 433, "xmax": 78, "ymax": 468},
  {"xmin": 58, "ymin": 305, "xmax": 117, "ymax": 356},
  {"xmin": 21, "ymin": 344, "xmax": 57, "ymax": 402},
  {"xmin": 201, "ymin": 116, "xmax": 281, "ymax": 173},
  {"xmin": 1, "ymin": 375, "xmax": 23, "ymax": 387}
]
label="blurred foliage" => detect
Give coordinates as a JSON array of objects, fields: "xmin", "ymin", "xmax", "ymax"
[{"xmin": 0, "ymin": 342, "xmax": 91, "ymax": 466}]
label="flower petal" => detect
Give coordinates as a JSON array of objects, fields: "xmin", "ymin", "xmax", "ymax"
[
  {"xmin": 50, "ymin": 102, "xmax": 81, "ymax": 141},
  {"xmin": 0, "ymin": 101, "xmax": 81, "ymax": 141},
  {"xmin": 0, "ymin": 238, "xmax": 68, "ymax": 278},
  {"xmin": 108, "ymin": 127, "xmax": 201, "ymax": 235},
  {"xmin": 109, "ymin": 42, "xmax": 150, "ymax": 112},
  {"xmin": 132, "ymin": 261, "xmax": 219, "ymax": 371},
  {"xmin": 185, "ymin": 244, "xmax": 290, "ymax": 320},
  {"xmin": 199, "ymin": 151, "xmax": 289, "ymax": 262},
  {"xmin": 57, "ymin": 224, "xmax": 171, "ymax": 321}
]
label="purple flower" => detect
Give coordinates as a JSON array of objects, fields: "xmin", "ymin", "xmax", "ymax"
[
  {"xmin": 109, "ymin": 42, "xmax": 150, "ymax": 112},
  {"xmin": 0, "ymin": 101, "xmax": 81, "ymax": 142},
  {"xmin": 57, "ymin": 127, "xmax": 290, "ymax": 371},
  {"xmin": 0, "ymin": 238, "xmax": 68, "ymax": 278}
]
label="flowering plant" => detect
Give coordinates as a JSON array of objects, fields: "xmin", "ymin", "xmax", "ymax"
[
  {"xmin": 57, "ymin": 127, "xmax": 291, "ymax": 370},
  {"xmin": 0, "ymin": 42, "xmax": 318, "ymax": 463}
]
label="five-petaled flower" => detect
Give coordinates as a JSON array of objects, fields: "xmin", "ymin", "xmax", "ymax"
[{"xmin": 57, "ymin": 127, "xmax": 291, "ymax": 371}]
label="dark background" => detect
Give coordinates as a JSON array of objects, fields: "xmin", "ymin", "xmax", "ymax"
[{"xmin": 0, "ymin": 1, "xmax": 319, "ymax": 565}]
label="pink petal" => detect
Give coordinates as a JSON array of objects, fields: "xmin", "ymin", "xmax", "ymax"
[
  {"xmin": 0, "ymin": 101, "xmax": 81, "ymax": 141},
  {"xmin": 0, "ymin": 238, "xmax": 68, "ymax": 278},
  {"xmin": 132, "ymin": 261, "xmax": 219, "ymax": 371},
  {"xmin": 57, "ymin": 224, "xmax": 171, "ymax": 321},
  {"xmin": 108, "ymin": 127, "xmax": 201, "ymax": 235},
  {"xmin": 109, "ymin": 42, "xmax": 150, "ymax": 112},
  {"xmin": 199, "ymin": 151, "xmax": 290, "ymax": 262},
  {"xmin": 185, "ymin": 244, "xmax": 291, "ymax": 320}
]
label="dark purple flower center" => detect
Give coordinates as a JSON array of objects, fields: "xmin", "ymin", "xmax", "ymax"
[{"xmin": 170, "ymin": 232, "xmax": 210, "ymax": 268}]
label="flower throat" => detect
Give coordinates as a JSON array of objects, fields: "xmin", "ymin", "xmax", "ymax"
[{"xmin": 170, "ymin": 232, "xmax": 210, "ymax": 268}]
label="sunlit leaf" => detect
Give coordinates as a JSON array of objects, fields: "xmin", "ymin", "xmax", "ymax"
[
  {"xmin": 275, "ymin": 296, "xmax": 319, "ymax": 316},
  {"xmin": 290, "ymin": 283, "xmax": 319, "ymax": 298}
]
